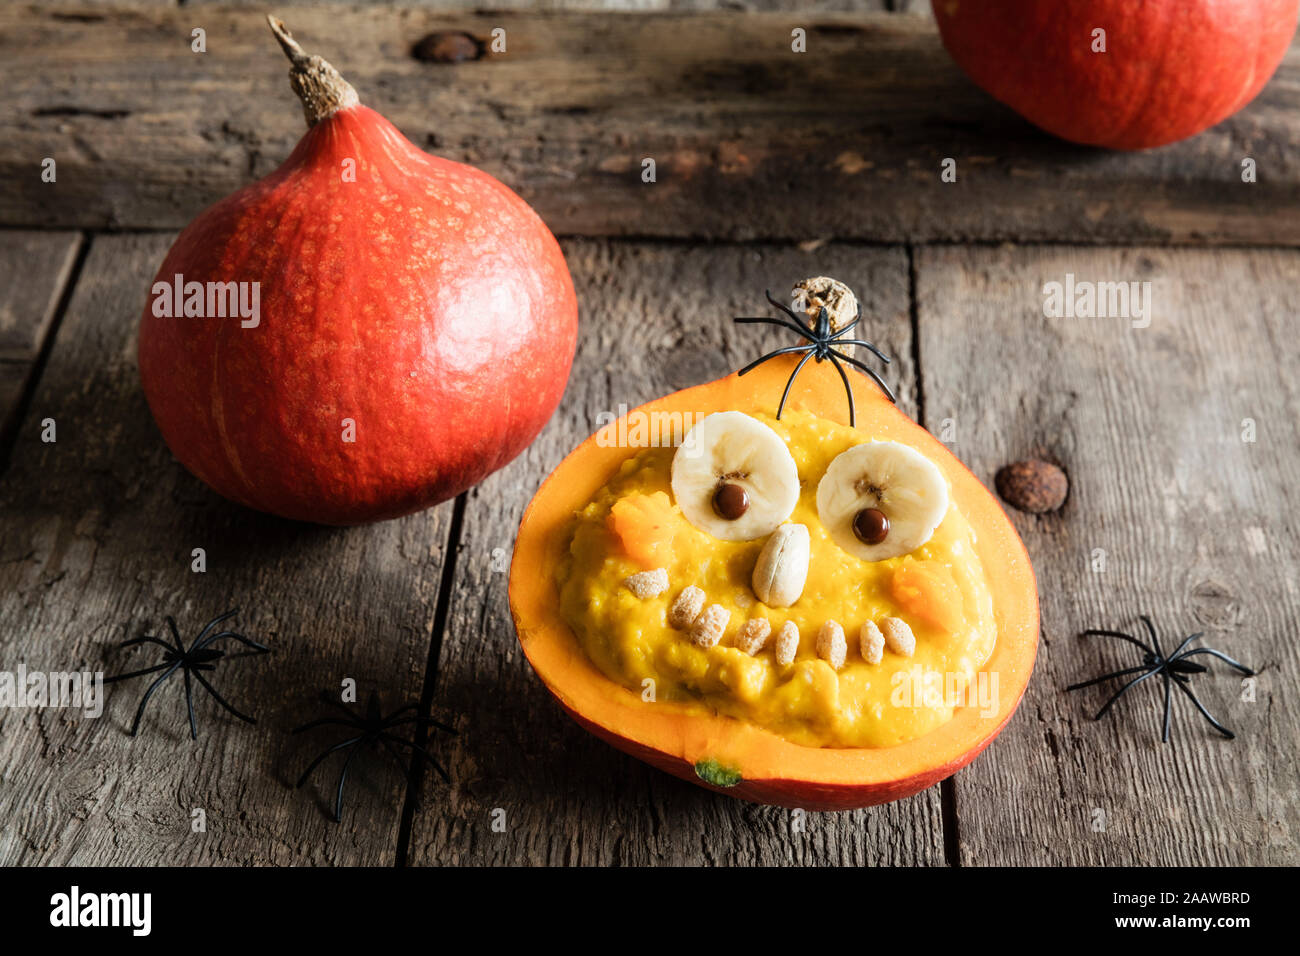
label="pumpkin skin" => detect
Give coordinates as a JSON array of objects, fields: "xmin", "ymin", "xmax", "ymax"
[
  {"xmin": 932, "ymin": 0, "xmax": 1300, "ymax": 150},
  {"xmin": 138, "ymin": 30, "xmax": 577, "ymax": 525},
  {"xmin": 509, "ymin": 357, "xmax": 1039, "ymax": 809}
]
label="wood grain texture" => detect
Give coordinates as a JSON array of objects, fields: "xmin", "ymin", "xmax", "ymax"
[
  {"xmin": 4, "ymin": 6, "xmax": 1297, "ymax": 242},
  {"xmin": 404, "ymin": 240, "xmax": 950, "ymax": 865},
  {"xmin": 914, "ymin": 245, "xmax": 1300, "ymax": 866},
  {"xmin": 3, "ymin": 236, "xmax": 1295, "ymax": 866},
  {"xmin": 0, "ymin": 233, "xmax": 455, "ymax": 866},
  {"xmin": 0, "ymin": 230, "xmax": 81, "ymax": 447},
  {"xmin": 186, "ymin": 1, "xmax": 891, "ymax": 9}
]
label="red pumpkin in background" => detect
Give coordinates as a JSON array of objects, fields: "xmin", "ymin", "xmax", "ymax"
[
  {"xmin": 138, "ymin": 18, "xmax": 577, "ymax": 524},
  {"xmin": 932, "ymin": 0, "xmax": 1300, "ymax": 149}
]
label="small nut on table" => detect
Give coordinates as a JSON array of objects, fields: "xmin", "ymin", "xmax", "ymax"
[
  {"xmin": 411, "ymin": 31, "xmax": 484, "ymax": 64},
  {"xmin": 995, "ymin": 459, "xmax": 1068, "ymax": 514}
]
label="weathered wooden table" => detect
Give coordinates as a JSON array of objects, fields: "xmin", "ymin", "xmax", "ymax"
[{"xmin": 1, "ymin": 3, "xmax": 1296, "ymax": 866}]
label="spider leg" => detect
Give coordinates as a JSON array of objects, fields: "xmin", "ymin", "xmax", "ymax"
[
  {"xmin": 1170, "ymin": 677, "xmax": 1236, "ymax": 739},
  {"xmin": 382, "ymin": 714, "xmax": 459, "ymax": 734},
  {"xmin": 1161, "ymin": 667, "xmax": 1173, "ymax": 743},
  {"xmin": 190, "ymin": 669, "xmax": 257, "ymax": 724},
  {"xmin": 192, "ymin": 630, "xmax": 270, "ymax": 655},
  {"xmin": 333, "ymin": 742, "xmax": 366, "ymax": 822},
  {"xmin": 127, "ymin": 660, "xmax": 184, "ymax": 736},
  {"xmin": 102, "ymin": 662, "xmax": 175, "ymax": 683},
  {"xmin": 1177, "ymin": 648, "xmax": 1255, "ymax": 676},
  {"xmin": 764, "ymin": 290, "xmax": 815, "ymax": 335},
  {"xmin": 217, "ymin": 649, "xmax": 270, "ymax": 662},
  {"xmin": 734, "ymin": 316, "xmax": 814, "ymax": 341},
  {"xmin": 119, "ymin": 635, "xmax": 176, "ymax": 653},
  {"xmin": 380, "ymin": 733, "xmax": 451, "ymax": 784},
  {"xmin": 182, "ymin": 667, "xmax": 199, "ymax": 741},
  {"xmin": 295, "ymin": 736, "xmax": 364, "ymax": 788},
  {"xmin": 166, "ymin": 617, "xmax": 187, "ymax": 655},
  {"xmin": 1139, "ymin": 615, "xmax": 1165, "ymax": 661},
  {"xmin": 822, "ymin": 354, "xmax": 857, "ymax": 426},
  {"xmin": 829, "ymin": 310, "xmax": 862, "ymax": 338},
  {"xmin": 737, "ymin": 344, "xmax": 814, "ymax": 378},
  {"xmin": 1080, "ymin": 629, "xmax": 1154, "ymax": 656},
  {"xmin": 830, "ymin": 339, "xmax": 892, "ymax": 365},
  {"xmin": 775, "ymin": 350, "xmax": 817, "ymax": 420},
  {"xmin": 188, "ymin": 607, "xmax": 241, "ymax": 650},
  {"xmin": 1166, "ymin": 632, "xmax": 1204, "ymax": 660},
  {"xmin": 829, "ymin": 349, "xmax": 897, "ymax": 406},
  {"xmin": 1093, "ymin": 668, "xmax": 1161, "ymax": 721},
  {"xmin": 1065, "ymin": 662, "xmax": 1154, "ymax": 691}
]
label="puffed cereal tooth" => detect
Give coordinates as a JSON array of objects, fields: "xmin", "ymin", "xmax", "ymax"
[
  {"xmin": 774, "ymin": 621, "xmax": 800, "ymax": 666},
  {"xmin": 860, "ymin": 620, "xmax": 885, "ymax": 665},
  {"xmin": 735, "ymin": 618, "xmax": 772, "ymax": 656},
  {"xmin": 624, "ymin": 568, "xmax": 669, "ymax": 600},
  {"xmin": 668, "ymin": 585, "xmax": 706, "ymax": 629},
  {"xmin": 816, "ymin": 620, "xmax": 847, "ymax": 670},
  {"xmin": 880, "ymin": 616, "xmax": 916, "ymax": 657},
  {"xmin": 690, "ymin": 604, "xmax": 730, "ymax": 648}
]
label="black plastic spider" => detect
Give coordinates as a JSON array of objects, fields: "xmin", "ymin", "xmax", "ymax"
[
  {"xmin": 104, "ymin": 607, "xmax": 269, "ymax": 740},
  {"xmin": 734, "ymin": 289, "xmax": 895, "ymax": 426},
  {"xmin": 292, "ymin": 690, "xmax": 455, "ymax": 822},
  {"xmin": 1066, "ymin": 615, "xmax": 1255, "ymax": 742}
]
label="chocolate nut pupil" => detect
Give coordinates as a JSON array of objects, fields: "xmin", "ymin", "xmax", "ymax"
[
  {"xmin": 853, "ymin": 507, "xmax": 889, "ymax": 545},
  {"xmin": 712, "ymin": 482, "xmax": 750, "ymax": 521}
]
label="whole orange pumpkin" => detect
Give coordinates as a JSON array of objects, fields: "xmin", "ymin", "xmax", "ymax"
[
  {"xmin": 138, "ymin": 19, "xmax": 577, "ymax": 524},
  {"xmin": 932, "ymin": 0, "xmax": 1299, "ymax": 149}
]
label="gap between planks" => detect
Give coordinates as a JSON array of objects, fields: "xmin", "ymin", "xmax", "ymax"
[
  {"xmin": 0, "ymin": 232, "xmax": 89, "ymax": 475},
  {"xmin": 394, "ymin": 492, "xmax": 467, "ymax": 867}
]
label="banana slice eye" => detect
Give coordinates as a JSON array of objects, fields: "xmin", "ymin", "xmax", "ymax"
[
  {"xmin": 816, "ymin": 440, "xmax": 949, "ymax": 561},
  {"xmin": 671, "ymin": 412, "xmax": 799, "ymax": 541}
]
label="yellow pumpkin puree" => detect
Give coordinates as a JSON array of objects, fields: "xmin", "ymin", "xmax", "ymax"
[{"xmin": 557, "ymin": 411, "xmax": 998, "ymax": 748}]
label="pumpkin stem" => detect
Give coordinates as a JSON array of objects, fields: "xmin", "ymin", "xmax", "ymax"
[
  {"xmin": 266, "ymin": 14, "xmax": 360, "ymax": 127},
  {"xmin": 792, "ymin": 277, "xmax": 858, "ymax": 336}
]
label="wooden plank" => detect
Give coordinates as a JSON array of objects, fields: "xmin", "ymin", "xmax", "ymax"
[
  {"xmin": 4, "ymin": 7, "xmax": 1298, "ymax": 243},
  {"xmin": 0, "ymin": 230, "xmax": 81, "ymax": 451},
  {"xmin": 185, "ymin": 1, "xmax": 891, "ymax": 9},
  {"xmin": 914, "ymin": 245, "xmax": 1300, "ymax": 865},
  {"xmin": 406, "ymin": 240, "xmax": 949, "ymax": 865},
  {"xmin": 0, "ymin": 233, "xmax": 453, "ymax": 865}
]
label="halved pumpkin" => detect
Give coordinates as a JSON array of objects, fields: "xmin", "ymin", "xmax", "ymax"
[{"xmin": 509, "ymin": 355, "xmax": 1038, "ymax": 810}]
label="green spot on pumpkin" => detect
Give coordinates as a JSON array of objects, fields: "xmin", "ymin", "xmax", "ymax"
[{"xmin": 694, "ymin": 759, "xmax": 742, "ymax": 788}]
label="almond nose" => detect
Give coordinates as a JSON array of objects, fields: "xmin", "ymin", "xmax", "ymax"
[{"xmin": 751, "ymin": 523, "xmax": 810, "ymax": 607}]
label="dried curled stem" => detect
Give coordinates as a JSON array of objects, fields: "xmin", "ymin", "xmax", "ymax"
[
  {"xmin": 267, "ymin": 14, "xmax": 360, "ymax": 126},
  {"xmin": 792, "ymin": 276, "xmax": 859, "ymax": 341}
]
